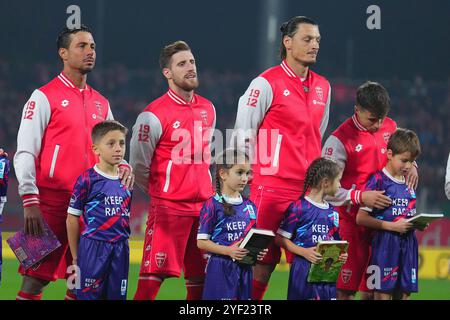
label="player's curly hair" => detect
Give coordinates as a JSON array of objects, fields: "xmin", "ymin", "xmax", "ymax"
[
  {"xmin": 301, "ymin": 157, "xmax": 341, "ymax": 198},
  {"xmin": 214, "ymin": 148, "xmax": 249, "ymax": 216},
  {"xmin": 279, "ymin": 16, "xmax": 318, "ymax": 60}
]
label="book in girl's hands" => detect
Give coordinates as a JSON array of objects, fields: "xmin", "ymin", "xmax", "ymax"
[
  {"xmin": 406, "ymin": 213, "xmax": 444, "ymax": 228},
  {"xmin": 307, "ymin": 240, "xmax": 348, "ymax": 283},
  {"xmin": 237, "ymin": 228, "xmax": 275, "ymax": 266},
  {"xmin": 6, "ymin": 219, "xmax": 61, "ymax": 270}
]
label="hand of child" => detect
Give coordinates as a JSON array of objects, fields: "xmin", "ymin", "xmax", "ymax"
[
  {"xmin": 302, "ymin": 246, "xmax": 322, "ymax": 264},
  {"xmin": 390, "ymin": 219, "xmax": 413, "ymax": 234},
  {"xmin": 338, "ymin": 252, "xmax": 348, "ymax": 263},
  {"xmin": 257, "ymin": 248, "xmax": 269, "ymax": 261},
  {"xmin": 227, "ymin": 244, "xmax": 249, "ymax": 261}
]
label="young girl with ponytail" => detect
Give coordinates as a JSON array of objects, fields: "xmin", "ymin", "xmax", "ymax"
[
  {"xmin": 197, "ymin": 149, "xmax": 267, "ymax": 300},
  {"xmin": 276, "ymin": 157, "xmax": 348, "ymax": 300}
]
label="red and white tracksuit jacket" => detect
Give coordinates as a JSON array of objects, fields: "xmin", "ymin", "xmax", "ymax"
[
  {"xmin": 322, "ymin": 115, "xmax": 397, "ymax": 221},
  {"xmin": 130, "ymin": 89, "xmax": 216, "ymax": 214},
  {"xmin": 14, "ymin": 72, "xmax": 113, "ymax": 208},
  {"xmin": 232, "ymin": 60, "xmax": 331, "ymax": 191}
]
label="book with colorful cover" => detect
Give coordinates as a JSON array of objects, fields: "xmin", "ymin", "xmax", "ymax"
[
  {"xmin": 237, "ymin": 228, "xmax": 275, "ymax": 266},
  {"xmin": 307, "ymin": 240, "xmax": 348, "ymax": 283},
  {"xmin": 6, "ymin": 220, "xmax": 61, "ymax": 269}
]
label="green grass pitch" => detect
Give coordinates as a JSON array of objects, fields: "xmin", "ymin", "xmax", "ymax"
[{"xmin": 0, "ymin": 258, "xmax": 448, "ymax": 300}]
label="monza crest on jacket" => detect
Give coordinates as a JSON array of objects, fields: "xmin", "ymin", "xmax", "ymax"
[{"xmin": 315, "ymin": 86, "xmax": 323, "ymax": 101}]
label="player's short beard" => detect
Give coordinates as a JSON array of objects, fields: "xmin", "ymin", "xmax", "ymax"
[{"xmin": 174, "ymin": 77, "xmax": 199, "ymax": 92}]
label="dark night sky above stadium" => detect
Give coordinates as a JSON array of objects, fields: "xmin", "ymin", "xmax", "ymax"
[{"xmin": 1, "ymin": 0, "xmax": 449, "ymax": 80}]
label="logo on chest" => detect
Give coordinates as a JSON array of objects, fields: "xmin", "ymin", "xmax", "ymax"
[
  {"xmin": 315, "ymin": 86, "xmax": 323, "ymax": 101},
  {"xmin": 199, "ymin": 110, "xmax": 209, "ymax": 125},
  {"xmin": 355, "ymin": 144, "xmax": 363, "ymax": 152},
  {"xmin": 172, "ymin": 121, "xmax": 181, "ymax": 129},
  {"xmin": 92, "ymin": 101, "xmax": 105, "ymax": 120}
]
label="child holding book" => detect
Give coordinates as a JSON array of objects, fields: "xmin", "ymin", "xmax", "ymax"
[
  {"xmin": 276, "ymin": 157, "xmax": 348, "ymax": 300},
  {"xmin": 197, "ymin": 149, "xmax": 267, "ymax": 300},
  {"xmin": 66, "ymin": 121, "xmax": 132, "ymax": 300},
  {"xmin": 356, "ymin": 128, "xmax": 425, "ymax": 300}
]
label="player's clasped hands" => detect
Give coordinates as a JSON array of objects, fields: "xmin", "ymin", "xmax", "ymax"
[
  {"xmin": 257, "ymin": 248, "xmax": 269, "ymax": 261},
  {"xmin": 227, "ymin": 243, "xmax": 249, "ymax": 261},
  {"xmin": 303, "ymin": 246, "xmax": 322, "ymax": 264}
]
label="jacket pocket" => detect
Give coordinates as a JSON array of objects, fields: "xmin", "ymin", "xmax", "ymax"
[
  {"xmin": 162, "ymin": 160, "xmax": 173, "ymax": 192},
  {"xmin": 49, "ymin": 145, "xmax": 60, "ymax": 178}
]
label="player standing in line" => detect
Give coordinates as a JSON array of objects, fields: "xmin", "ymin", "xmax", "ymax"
[
  {"xmin": 356, "ymin": 129, "xmax": 424, "ymax": 299},
  {"xmin": 0, "ymin": 149, "xmax": 10, "ymax": 285},
  {"xmin": 131, "ymin": 41, "xmax": 216, "ymax": 300},
  {"xmin": 276, "ymin": 158, "xmax": 347, "ymax": 300},
  {"xmin": 13, "ymin": 26, "xmax": 133, "ymax": 300},
  {"xmin": 197, "ymin": 149, "xmax": 267, "ymax": 300},
  {"xmin": 322, "ymin": 81, "xmax": 419, "ymax": 300},
  {"xmin": 67, "ymin": 121, "xmax": 132, "ymax": 300},
  {"xmin": 232, "ymin": 16, "xmax": 332, "ymax": 300}
]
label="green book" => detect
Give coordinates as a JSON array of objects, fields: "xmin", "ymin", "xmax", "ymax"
[
  {"xmin": 406, "ymin": 213, "xmax": 444, "ymax": 229},
  {"xmin": 307, "ymin": 240, "xmax": 348, "ymax": 283}
]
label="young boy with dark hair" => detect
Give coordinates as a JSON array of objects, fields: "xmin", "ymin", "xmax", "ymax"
[{"xmin": 66, "ymin": 120, "xmax": 132, "ymax": 300}]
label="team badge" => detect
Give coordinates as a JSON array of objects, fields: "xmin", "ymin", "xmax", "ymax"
[
  {"xmin": 69, "ymin": 194, "xmax": 77, "ymax": 206},
  {"xmin": 341, "ymin": 269, "xmax": 352, "ymax": 283},
  {"xmin": 93, "ymin": 101, "xmax": 105, "ymax": 120},
  {"xmin": 246, "ymin": 205, "xmax": 256, "ymax": 219},
  {"xmin": 121, "ymin": 280, "xmax": 128, "ymax": 296},
  {"xmin": 200, "ymin": 110, "xmax": 208, "ymax": 125},
  {"xmin": 315, "ymin": 86, "xmax": 323, "ymax": 101},
  {"xmin": 155, "ymin": 252, "xmax": 167, "ymax": 268},
  {"xmin": 94, "ymin": 101, "xmax": 103, "ymax": 114}
]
